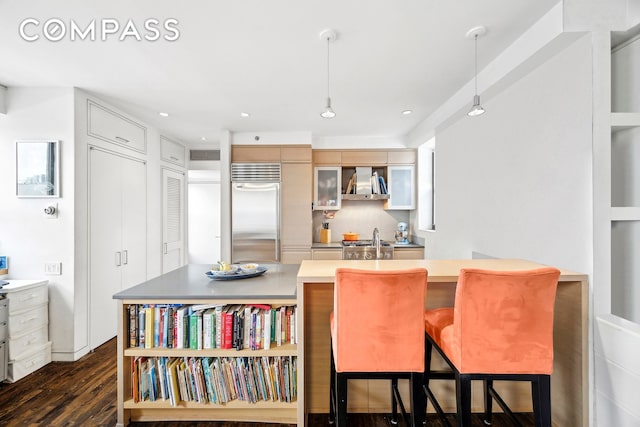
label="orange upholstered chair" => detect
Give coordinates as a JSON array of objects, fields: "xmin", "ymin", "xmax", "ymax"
[
  {"xmin": 329, "ymin": 268, "xmax": 428, "ymax": 427},
  {"xmin": 423, "ymin": 267, "xmax": 561, "ymax": 427}
]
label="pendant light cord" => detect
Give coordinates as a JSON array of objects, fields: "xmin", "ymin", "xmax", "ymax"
[
  {"xmin": 474, "ymin": 34, "xmax": 478, "ymax": 96},
  {"xmin": 326, "ymin": 37, "xmax": 331, "ymax": 99}
]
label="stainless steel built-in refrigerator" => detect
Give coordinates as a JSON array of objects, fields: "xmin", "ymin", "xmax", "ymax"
[{"xmin": 231, "ymin": 163, "xmax": 280, "ymax": 263}]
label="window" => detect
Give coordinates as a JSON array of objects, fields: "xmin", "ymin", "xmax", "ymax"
[{"xmin": 418, "ymin": 138, "xmax": 435, "ymax": 231}]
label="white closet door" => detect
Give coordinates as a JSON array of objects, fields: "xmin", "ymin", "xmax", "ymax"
[
  {"xmin": 121, "ymin": 158, "xmax": 147, "ymax": 290},
  {"xmin": 162, "ymin": 168, "xmax": 185, "ymax": 273},
  {"xmin": 89, "ymin": 148, "xmax": 123, "ymax": 350}
]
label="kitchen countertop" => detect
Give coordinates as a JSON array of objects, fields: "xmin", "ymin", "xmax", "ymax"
[
  {"xmin": 113, "ymin": 263, "xmax": 298, "ymax": 300},
  {"xmin": 311, "ymin": 242, "xmax": 424, "ymax": 249},
  {"xmin": 296, "ymin": 258, "xmax": 587, "ymax": 283}
]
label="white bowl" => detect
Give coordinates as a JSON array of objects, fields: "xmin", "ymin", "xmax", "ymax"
[
  {"xmin": 209, "ymin": 264, "xmax": 239, "ymax": 276},
  {"xmin": 239, "ymin": 263, "xmax": 260, "ymax": 272}
]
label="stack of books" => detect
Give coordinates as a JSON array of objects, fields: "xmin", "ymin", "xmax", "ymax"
[
  {"xmin": 131, "ymin": 355, "xmax": 297, "ymax": 406},
  {"xmin": 127, "ymin": 303, "xmax": 297, "ymax": 350}
]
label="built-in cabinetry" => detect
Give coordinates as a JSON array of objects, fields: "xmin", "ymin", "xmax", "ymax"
[
  {"xmin": 313, "ymin": 167, "xmax": 341, "ymax": 210},
  {"xmin": 311, "ymin": 248, "xmax": 342, "ymax": 260},
  {"xmin": 1, "ymin": 280, "xmax": 51, "ymax": 382},
  {"xmin": 89, "ymin": 147, "xmax": 147, "ymax": 350},
  {"xmin": 393, "ymin": 247, "xmax": 424, "ymax": 260},
  {"xmin": 160, "ymin": 136, "xmax": 187, "ymax": 167},
  {"xmin": 232, "ymin": 145, "xmax": 313, "ymax": 264},
  {"xmin": 0, "ymin": 297, "xmax": 7, "ymax": 382},
  {"xmin": 281, "ymin": 147, "xmax": 313, "ymax": 263},
  {"xmin": 162, "ymin": 168, "xmax": 186, "ymax": 273},
  {"xmin": 88, "ymin": 100, "xmax": 147, "ymax": 154},
  {"xmin": 312, "ymin": 149, "xmax": 416, "ymax": 211},
  {"xmin": 610, "ymin": 35, "xmax": 640, "ymax": 323}
]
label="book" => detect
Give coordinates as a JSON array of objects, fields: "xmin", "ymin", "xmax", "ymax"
[
  {"xmin": 138, "ymin": 308, "xmax": 146, "ymax": 348},
  {"xmin": 145, "ymin": 306, "xmax": 154, "ymax": 349},
  {"xmin": 263, "ymin": 308, "xmax": 271, "ymax": 350},
  {"xmin": 378, "ymin": 175, "xmax": 387, "ymax": 194}
]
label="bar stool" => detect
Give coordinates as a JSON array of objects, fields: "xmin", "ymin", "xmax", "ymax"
[
  {"xmin": 329, "ymin": 267, "xmax": 428, "ymax": 427},
  {"xmin": 423, "ymin": 267, "xmax": 561, "ymax": 427}
]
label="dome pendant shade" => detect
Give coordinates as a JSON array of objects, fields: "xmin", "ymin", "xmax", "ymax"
[
  {"xmin": 321, "ymin": 97, "xmax": 336, "ymax": 118},
  {"xmin": 468, "ymin": 95, "xmax": 485, "ymax": 116}
]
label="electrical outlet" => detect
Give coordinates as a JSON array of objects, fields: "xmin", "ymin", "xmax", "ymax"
[{"xmin": 44, "ymin": 262, "xmax": 61, "ymax": 275}]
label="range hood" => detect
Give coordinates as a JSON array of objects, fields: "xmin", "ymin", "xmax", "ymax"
[{"xmin": 342, "ymin": 167, "xmax": 390, "ymax": 201}]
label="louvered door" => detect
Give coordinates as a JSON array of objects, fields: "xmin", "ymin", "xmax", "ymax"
[{"xmin": 162, "ymin": 168, "xmax": 185, "ymax": 273}]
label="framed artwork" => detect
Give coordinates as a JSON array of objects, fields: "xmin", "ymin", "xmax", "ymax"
[{"xmin": 16, "ymin": 140, "xmax": 60, "ymax": 198}]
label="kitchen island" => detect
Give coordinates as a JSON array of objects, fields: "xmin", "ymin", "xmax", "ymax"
[
  {"xmin": 112, "ymin": 263, "xmax": 300, "ymax": 427},
  {"xmin": 113, "ymin": 260, "xmax": 587, "ymax": 427},
  {"xmin": 296, "ymin": 259, "xmax": 588, "ymax": 427}
]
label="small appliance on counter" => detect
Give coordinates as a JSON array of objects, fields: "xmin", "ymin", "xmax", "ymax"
[{"xmin": 395, "ymin": 222, "xmax": 409, "ymax": 245}]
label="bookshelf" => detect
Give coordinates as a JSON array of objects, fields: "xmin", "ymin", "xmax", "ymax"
[{"xmin": 114, "ymin": 264, "xmax": 300, "ymax": 426}]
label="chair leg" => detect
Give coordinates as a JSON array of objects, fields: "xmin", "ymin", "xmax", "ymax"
[
  {"xmin": 329, "ymin": 345, "xmax": 336, "ymax": 424},
  {"xmin": 390, "ymin": 377, "xmax": 399, "ymax": 425},
  {"xmin": 532, "ymin": 375, "xmax": 552, "ymax": 427},
  {"xmin": 456, "ymin": 374, "xmax": 472, "ymax": 427},
  {"xmin": 336, "ymin": 373, "xmax": 348, "ymax": 427},
  {"xmin": 424, "ymin": 336, "xmax": 432, "ymax": 415},
  {"xmin": 410, "ymin": 372, "xmax": 426, "ymax": 427},
  {"xmin": 483, "ymin": 379, "xmax": 493, "ymax": 425}
]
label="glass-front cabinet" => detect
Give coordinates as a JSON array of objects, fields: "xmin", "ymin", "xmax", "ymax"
[
  {"xmin": 386, "ymin": 165, "xmax": 415, "ymax": 210},
  {"xmin": 314, "ymin": 167, "xmax": 341, "ymax": 210}
]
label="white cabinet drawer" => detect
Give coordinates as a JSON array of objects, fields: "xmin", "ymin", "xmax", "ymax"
[
  {"xmin": 160, "ymin": 136, "xmax": 186, "ymax": 166},
  {"xmin": 9, "ymin": 325, "xmax": 48, "ymax": 359},
  {"xmin": 8, "ymin": 341, "xmax": 51, "ymax": 382},
  {"xmin": 0, "ymin": 299, "xmax": 7, "ymax": 323},
  {"xmin": 88, "ymin": 100, "xmax": 147, "ymax": 153},
  {"xmin": 9, "ymin": 304, "xmax": 48, "ymax": 337},
  {"xmin": 0, "ymin": 320, "xmax": 7, "ymax": 343},
  {"xmin": 8, "ymin": 285, "xmax": 48, "ymax": 314}
]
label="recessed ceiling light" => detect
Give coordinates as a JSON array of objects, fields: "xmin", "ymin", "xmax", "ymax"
[
  {"xmin": 402, "ymin": 110, "xmax": 413, "ymax": 115},
  {"xmin": 240, "ymin": 112, "xmax": 250, "ymax": 118},
  {"xmin": 201, "ymin": 137, "xmax": 207, "ymax": 141},
  {"xmin": 159, "ymin": 112, "xmax": 169, "ymax": 117}
]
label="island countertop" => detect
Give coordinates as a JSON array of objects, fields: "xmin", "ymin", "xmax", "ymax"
[
  {"xmin": 296, "ymin": 258, "xmax": 587, "ymax": 283},
  {"xmin": 113, "ymin": 263, "xmax": 298, "ymax": 300}
]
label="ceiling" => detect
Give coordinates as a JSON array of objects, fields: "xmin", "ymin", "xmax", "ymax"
[{"xmin": 0, "ymin": 0, "xmax": 559, "ymax": 148}]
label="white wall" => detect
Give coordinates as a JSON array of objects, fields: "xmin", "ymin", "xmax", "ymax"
[
  {"xmin": 0, "ymin": 87, "xmax": 77, "ymax": 358},
  {"xmin": 426, "ymin": 35, "xmax": 593, "ymax": 276}
]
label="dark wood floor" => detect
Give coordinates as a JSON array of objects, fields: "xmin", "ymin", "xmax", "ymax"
[{"xmin": 0, "ymin": 338, "xmax": 535, "ymax": 426}]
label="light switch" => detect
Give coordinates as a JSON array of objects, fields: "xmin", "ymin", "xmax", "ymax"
[{"xmin": 44, "ymin": 262, "xmax": 61, "ymax": 275}]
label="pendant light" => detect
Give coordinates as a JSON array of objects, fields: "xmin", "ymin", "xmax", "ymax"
[
  {"xmin": 466, "ymin": 26, "xmax": 486, "ymax": 117},
  {"xmin": 319, "ymin": 29, "xmax": 337, "ymax": 119}
]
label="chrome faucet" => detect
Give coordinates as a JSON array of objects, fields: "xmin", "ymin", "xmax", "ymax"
[{"xmin": 372, "ymin": 227, "xmax": 381, "ymax": 259}]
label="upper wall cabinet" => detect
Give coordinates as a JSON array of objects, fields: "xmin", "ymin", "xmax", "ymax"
[
  {"xmin": 385, "ymin": 165, "xmax": 415, "ymax": 210},
  {"xmin": 314, "ymin": 167, "xmax": 341, "ymax": 210},
  {"xmin": 87, "ymin": 100, "xmax": 147, "ymax": 154},
  {"xmin": 232, "ymin": 145, "xmax": 281, "ymax": 162},
  {"xmin": 312, "ymin": 150, "xmax": 341, "ymax": 165},
  {"xmin": 341, "ymin": 150, "xmax": 387, "ymax": 166},
  {"xmin": 160, "ymin": 136, "xmax": 186, "ymax": 167}
]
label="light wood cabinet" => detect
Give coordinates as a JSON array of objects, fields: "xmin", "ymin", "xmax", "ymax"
[
  {"xmin": 88, "ymin": 100, "xmax": 147, "ymax": 153},
  {"xmin": 340, "ymin": 150, "xmax": 387, "ymax": 166},
  {"xmin": 231, "ymin": 145, "xmax": 281, "ymax": 162},
  {"xmin": 393, "ymin": 247, "xmax": 424, "ymax": 260},
  {"xmin": 311, "ymin": 249, "xmax": 342, "ymax": 260},
  {"xmin": 281, "ymin": 162, "xmax": 312, "ymax": 263},
  {"xmin": 387, "ymin": 150, "xmax": 416, "ymax": 164},
  {"xmin": 312, "ymin": 150, "xmax": 341, "ymax": 165},
  {"xmin": 281, "ymin": 145, "xmax": 312, "ymax": 162}
]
